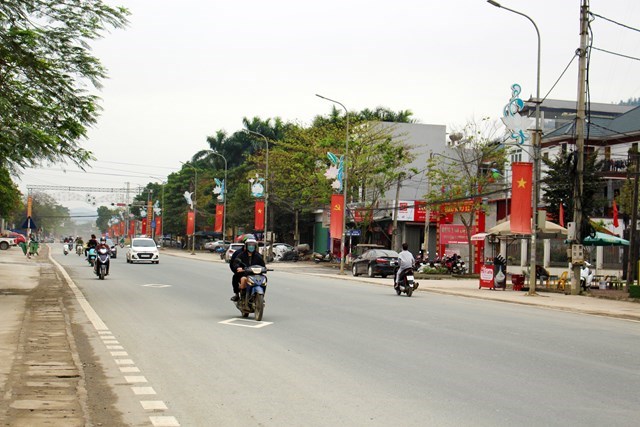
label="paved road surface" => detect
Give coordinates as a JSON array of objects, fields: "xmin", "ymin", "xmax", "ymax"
[{"xmin": 53, "ymin": 249, "xmax": 640, "ymax": 426}]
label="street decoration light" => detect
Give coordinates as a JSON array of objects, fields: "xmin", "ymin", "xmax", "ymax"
[
  {"xmin": 316, "ymin": 94, "xmax": 349, "ymax": 274},
  {"xmin": 488, "ymin": 0, "xmax": 542, "ymax": 296},
  {"xmin": 180, "ymin": 162, "xmax": 198, "ymax": 255},
  {"xmin": 206, "ymin": 149, "xmax": 228, "ymax": 243}
]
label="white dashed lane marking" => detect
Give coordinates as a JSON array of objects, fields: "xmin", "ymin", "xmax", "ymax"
[
  {"xmin": 49, "ymin": 255, "xmax": 180, "ymax": 426},
  {"xmin": 219, "ymin": 318, "xmax": 273, "ymax": 328}
]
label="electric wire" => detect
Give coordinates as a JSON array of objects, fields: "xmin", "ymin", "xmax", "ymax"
[
  {"xmin": 590, "ymin": 12, "xmax": 640, "ymax": 33},
  {"xmin": 590, "ymin": 46, "xmax": 640, "ymax": 62},
  {"xmin": 541, "ymin": 53, "xmax": 578, "ymax": 104}
]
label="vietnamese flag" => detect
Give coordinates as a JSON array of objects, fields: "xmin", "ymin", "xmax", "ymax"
[
  {"xmin": 612, "ymin": 200, "xmax": 619, "ymax": 228},
  {"xmin": 510, "ymin": 162, "xmax": 533, "ymax": 234},
  {"xmin": 254, "ymin": 200, "xmax": 265, "ymax": 231},
  {"xmin": 215, "ymin": 205, "xmax": 224, "ymax": 233},
  {"xmin": 128, "ymin": 221, "xmax": 135, "ymax": 237},
  {"xmin": 155, "ymin": 216, "xmax": 162, "ymax": 236},
  {"xmin": 186, "ymin": 211, "xmax": 195, "ymax": 235},
  {"xmin": 141, "ymin": 218, "xmax": 147, "ymax": 235},
  {"xmin": 330, "ymin": 194, "xmax": 344, "ymax": 239},
  {"xmin": 559, "ymin": 201, "xmax": 565, "ymax": 227}
]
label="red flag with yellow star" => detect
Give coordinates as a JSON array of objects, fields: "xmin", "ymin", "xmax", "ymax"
[
  {"xmin": 510, "ymin": 162, "xmax": 533, "ymax": 234},
  {"xmin": 330, "ymin": 194, "xmax": 344, "ymax": 239},
  {"xmin": 254, "ymin": 200, "xmax": 265, "ymax": 231}
]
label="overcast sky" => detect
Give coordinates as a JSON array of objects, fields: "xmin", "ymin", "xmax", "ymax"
[{"xmin": 18, "ymin": 0, "xmax": 640, "ymax": 208}]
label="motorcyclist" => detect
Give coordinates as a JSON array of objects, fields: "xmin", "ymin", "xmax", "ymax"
[
  {"xmin": 94, "ymin": 237, "xmax": 110, "ymax": 276},
  {"xmin": 229, "ymin": 237, "xmax": 265, "ymax": 302},
  {"xmin": 395, "ymin": 242, "xmax": 415, "ymax": 288},
  {"xmin": 85, "ymin": 234, "xmax": 98, "ymax": 257},
  {"xmin": 580, "ymin": 261, "xmax": 594, "ymax": 291},
  {"xmin": 74, "ymin": 236, "xmax": 84, "ymax": 252}
]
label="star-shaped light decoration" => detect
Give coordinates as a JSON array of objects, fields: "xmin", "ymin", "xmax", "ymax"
[{"xmin": 324, "ymin": 165, "xmax": 339, "ymax": 180}]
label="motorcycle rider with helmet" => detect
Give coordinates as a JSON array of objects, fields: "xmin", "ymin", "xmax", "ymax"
[
  {"xmin": 229, "ymin": 237, "xmax": 265, "ymax": 302},
  {"xmin": 85, "ymin": 234, "xmax": 98, "ymax": 258},
  {"xmin": 94, "ymin": 237, "xmax": 110, "ymax": 276}
]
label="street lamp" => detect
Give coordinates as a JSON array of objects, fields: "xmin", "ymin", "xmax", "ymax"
[
  {"xmin": 149, "ymin": 176, "xmax": 166, "ymax": 246},
  {"xmin": 180, "ymin": 162, "xmax": 198, "ymax": 255},
  {"xmin": 208, "ymin": 150, "xmax": 228, "ymax": 244},
  {"xmin": 488, "ymin": 0, "xmax": 542, "ymax": 296},
  {"xmin": 244, "ymin": 130, "xmax": 270, "ymax": 261},
  {"xmin": 316, "ymin": 94, "xmax": 349, "ymax": 274}
]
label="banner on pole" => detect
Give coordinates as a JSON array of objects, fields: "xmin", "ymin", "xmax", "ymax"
[
  {"xmin": 330, "ymin": 194, "xmax": 344, "ymax": 239},
  {"xmin": 215, "ymin": 205, "xmax": 224, "ymax": 233},
  {"xmin": 186, "ymin": 211, "xmax": 195, "ymax": 235},
  {"xmin": 510, "ymin": 162, "xmax": 533, "ymax": 234},
  {"xmin": 254, "ymin": 200, "xmax": 265, "ymax": 231}
]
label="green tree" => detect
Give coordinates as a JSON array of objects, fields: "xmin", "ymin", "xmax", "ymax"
[
  {"xmin": 0, "ymin": 0, "xmax": 129, "ymax": 170},
  {"xmin": 425, "ymin": 120, "xmax": 507, "ymax": 270},
  {"xmin": 541, "ymin": 151, "xmax": 605, "ymax": 228},
  {"xmin": 27, "ymin": 192, "xmax": 69, "ymax": 235},
  {"xmin": 0, "ymin": 167, "xmax": 21, "ymax": 220}
]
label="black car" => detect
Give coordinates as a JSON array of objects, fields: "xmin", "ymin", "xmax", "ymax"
[{"xmin": 351, "ymin": 249, "xmax": 399, "ymax": 278}]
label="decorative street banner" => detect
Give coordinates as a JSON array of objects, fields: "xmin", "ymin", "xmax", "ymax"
[
  {"xmin": 440, "ymin": 224, "xmax": 474, "ymax": 245},
  {"xmin": 186, "ymin": 211, "xmax": 195, "ymax": 235},
  {"xmin": 129, "ymin": 221, "xmax": 135, "ymax": 237},
  {"xmin": 155, "ymin": 216, "xmax": 162, "ymax": 237},
  {"xmin": 254, "ymin": 200, "xmax": 265, "ymax": 231},
  {"xmin": 330, "ymin": 194, "xmax": 344, "ymax": 239},
  {"xmin": 141, "ymin": 218, "xmax": 147, "ymax": 236},
  {"xmin": 215, "ymin": 205, "xmax": 224, "ymax": 233},
  {"xmin": 510, "ymin": 162, "xmax": 533, "ymax": 234}
]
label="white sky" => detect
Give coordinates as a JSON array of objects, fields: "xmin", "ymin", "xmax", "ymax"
[{"xmin": 17, "ymin": 0, "xmax": 640, "ymax": 209}]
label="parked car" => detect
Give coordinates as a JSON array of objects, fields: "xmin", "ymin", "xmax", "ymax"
[
  {"xmin": 204, "ymin": 240, "xmax": 230, "ymax": 253},
  {"xmin": 351, "ymin": 249, "xmax": 399, "ymax": 278},
  {"xmin": 126, "ymin": 237, "xmax": 160, "ymax": 264},
  {"xmin": 8, "ymin": 232, "xmax": 26, "ymax": 245},
  {"xmin": 224, "ymin": 243, "xmax": 244, "ymax": 263},
  {"xmin": 0, "ymin": 236, "xmax": 15, "ymax": 250},
  {"xmin": 267, "ymin": 243, "xmax": 298, "ymax": 261},
  {"xmin": 105, "ymin": 239, "xmax": 118, "ymax": 259}
]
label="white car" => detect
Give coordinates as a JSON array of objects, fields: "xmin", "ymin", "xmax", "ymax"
[
  {"xmin": 126, "ymin": 238, "xmax": 160, "ymax": 264},
  {"xmin": 224, "ymin": 243, "xmax": 244, "ymax": 263}
]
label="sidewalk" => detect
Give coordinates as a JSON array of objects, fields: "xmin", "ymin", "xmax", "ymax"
[
  {"xmin": 162, "ymin": 247, "xmax": 640, "ymax": 322},
  {"xmin": 0, "ymin": 245, "xmax": 86, "ymax": 426}
]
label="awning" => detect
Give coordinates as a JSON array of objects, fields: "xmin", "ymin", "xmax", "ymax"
[
  {"xmin": 583, "ymin": 232, "xmax": 629, "ymax": 246},
  {"xmin": 471, "ymin": 232, "xmax": 489, "ymax": 241}
]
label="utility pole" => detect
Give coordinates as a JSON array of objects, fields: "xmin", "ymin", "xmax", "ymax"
[
  {"xmin": 392, "ymin": 175, "xmax": 403, "ymax": 251},
  {"xmin": 626, "ymin": 148, "xmax": 639, "ymax": 289},
  {"xmin": 570, "ymin": 0, "xmax": 589, "ymax": 295}
]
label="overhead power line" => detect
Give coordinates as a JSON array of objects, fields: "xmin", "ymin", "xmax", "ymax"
[
  {"xmin": 591, "ymin": 46, "xmax": 640, "ymax": 62},
  {"xmin": 590, "ymin": 12, "xmax": 640, "ymax": 33}
]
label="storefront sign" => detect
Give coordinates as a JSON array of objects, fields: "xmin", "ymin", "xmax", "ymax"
[{"xmin": 440, "ymin": 224, "xmax": 472, "ymax": 244}]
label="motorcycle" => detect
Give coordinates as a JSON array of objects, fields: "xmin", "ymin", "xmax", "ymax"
[
  {"xmin": 313, "ymin": 251, "xmax": 333, "ymax": 263},
  {"xmin": 394, "ymin": 267, "xmax": 419, "ymax": 297},
  {"xmin": 76, "ymin": 244, "xmax": 83, "ymax": 256},
  {"xmin": 63, "ymin": 243, "xmax": 70, "ymax": 255},
  {"xmin": 94, "ymin": 247, "xmax": 110, "ymax": 280},
  {"xmin": 87, "ymin": 247, "xmax": 97, "ymax": 267},
  {"xmin": 451, "ymin": 259, "xmax": 467, "ymax": 275},
  {"xmin": 234, "ymin": 264, "xmax": 272, "ymax": 321}
]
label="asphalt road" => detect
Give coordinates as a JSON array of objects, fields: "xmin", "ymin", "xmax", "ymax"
[{"xmin": 53, "ymin": 247, "xmax": 640, "ymax": 426}]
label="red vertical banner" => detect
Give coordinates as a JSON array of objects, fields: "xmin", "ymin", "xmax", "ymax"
[
  {"xmin": 254, "ymin": 200, "xmax": 265, "ymax": 231},
  {"xmin": 559, "ymin": 202, "xmax": 565, "ymax": 227},
  {"xmin": 612, "ymin": 200, "xmax": 619, "ymax": 228},
  {"xmin": 215, "ymin": 205, "xmax": 224, "ymax": 233},
  {"xmin": 141, "ymin": 218, "xmax": 148, "ymax": 235},
  {"xmin": 120, "ymin": 222, "xmax": 125, "ymax": 236},
  {"xmin": 129, "ymin": 221, "xmax": 135, "ymax": 237},
  {"xmin": 510, "ymin": 162, "xmax": 533, "ymax": 234},
  {"xmin": 186, "ymin": 211, "xmax": 195, "ymax": 235},
  {"xmin": 155, "ymin": 216, "xmax": 162, "ymax": 237},
  {"xmin": 330, "ymin": 194, "xmax": 344, "ymax": 239}
]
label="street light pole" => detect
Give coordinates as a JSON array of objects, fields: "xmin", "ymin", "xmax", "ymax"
[
  {"xmin": 316, "ymin": 94, "xmax": 349, "ymax": 274},
  {"xmin": 245, "ymin": 130, "xmax": 270, "ymax": 261},
  {"xmin": 180, "ymin": 162, "xmax": 198, "ymax": 255},
  {"xmin": 209, "ymin": 150, "xmax": 228, "ymax": 245},
  {"xmin": 488, "ymin": 0, "xmax": 542, "ymax": 296}
]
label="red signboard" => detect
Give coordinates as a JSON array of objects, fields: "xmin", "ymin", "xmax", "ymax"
[{"xmin": 330, "ymin": 194, "xmax": 344, "ymax": 239}]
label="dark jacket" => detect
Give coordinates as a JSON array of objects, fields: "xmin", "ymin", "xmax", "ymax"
[{"xmin": 231, "ymin": 249, "xmax": 265, "ymax": 271}]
